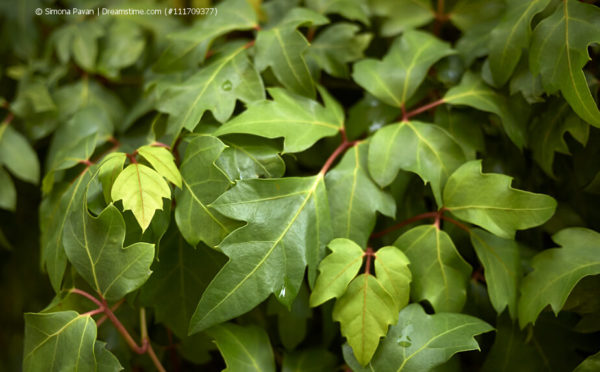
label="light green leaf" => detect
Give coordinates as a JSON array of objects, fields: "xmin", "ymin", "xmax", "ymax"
[
  {"xmin": 206, "ymin": 323, "xmax": 276, "ymax": 372},
  {"xmin": 64, "ymin": 195, "xmax": 154, "ymax": 301},
  {"xmin": 40, "ymin": 170, "xmax": 93, "ymax": 292},
  {"xmin": 0, "ymin": 122, "xmax": 40, "ymax": 184},
  {"xmin": 189, "ymin": 175, "xmax": 332, "ymax": 333},
  {"xmin": 305, "ymin": 0, "xmax": 370, "ymax": 25},
  {"xmin": 444, "ymin": 72, "xmax": 527, "ymax": 149},
  {"xmin": 154, "ymin": 0, "xmax": 258, "ymax": 71},
  {"xmin": 529, "ymin": 99, "xmax": 589, "ymax": 177},
  {"xmin": 367, "ymin": 120, "xmax": 465, "ymax": 206},
  {"xmin": 255, "ymin": 9, "xmax": 328, "ymax": 98},
  {"xmin": 215, "ymin": 87, "xmax": 343, "ymax": 153},
  {"xmin": 530, "ymin": 0, "xmax": 600, "ymax": 126},
  {"xmin": 23, "ymin": 312, "xmax": 97, "ymax": 372},
  {"xmin": 307, "ymin": 23, "xmax": 372, "ymax": 78},
  {"xmin": 374, "ymin": 246, "xmax": 411, "ymax": 313},
  {"xmin": 353, "ymin": 29, "xmax": 454, "ymax": 108},
  {"xmin": 470, "ymin": 228, "xmax": 521, "ymax": 318},
  {"xmin": 326, "ymin": 142, "xmax": 396, "ymax": 246},
  {"xmin": 487, "ymin": 0, "xmax": 551, "ymax": 86},
  {"xmin": 98, "ymin": 152, "xmax": 126, "ymax": 204},
  {"xmin": 137, "ymin": 145, "xmax": 182, "ymax": 188},
  {"xmin": 0, "ymin": 167, "xmax": 16, "ymax": 211},
  {"xmin": 111, "ymin": 162, "xmax": 171, "ymax": 232},
  {"xmin": 344, "ymin": 303, "xmax": 494, "ymax": 371},
  {"xmin": 216, "ymin": 136, "xmax": 285, "ymax": 180},
  {"xmin": 282, "ymin": 349, "xmax": 338, "ymax": 372},
  {"xmin": 175, "ymin": 135, "xmax": 239, "ymax": 248},
  {"xmin": 309, "ymin": 238, "xmax": 364, "ymax": 307},
  {"xmin": 153, "ymin": 42, "xmax": 264, "ymax": 139},
  {"xmin": 443, "ymin": 160, "xmax": 557, "ymax": 239},
  {"xmin": 394, "ymin": 225, "xmax": 471, "ymax": 313},
  {"xmin": 518, "ymin": 227, "xmax": 600, "ymax": 327},
  {"xmin": 333, "ymin": 273, "xmax": 397, "ymax": 366},
  {"xmin": 370, "ymin": 0, "xmax": 434, "ymax": 36},
  {"xmin": 141, "ymin": 228, "xmax": 226, "ymax": 338}
]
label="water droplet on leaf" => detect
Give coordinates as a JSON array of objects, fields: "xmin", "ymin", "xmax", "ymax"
[{"xmin": 221, "ymin": 80, "xmax": 232, "ymax": 91}]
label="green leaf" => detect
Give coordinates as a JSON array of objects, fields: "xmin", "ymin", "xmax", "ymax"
[
  {"xmin": 529, "ymin": 0, "xmax": 600, "ymax": 126},
  {"xmin": 216, "ymin": 136, "xmax": 285, "ymax": 180},
  {"xmin": 215, "ymin": 87, "xmax": 343, "ymax": 153},
  {"xmin": 0, "ymin": 167, "xmax": 16, "ymax": 211},
  {"xmin": 268, "ymin": 283, "xmax": 311, "ymax": 350},
  {"xmin": 374, "ymin": 246, "xmax": 412, "ymax": 313},
  {"xmin": 370, "ymin": 0, "xmax": 434, "ymax": 36},
  {"xmin": 394, "ymin": 225, "xmax": 471, "ymax": 313},
  {"xmin": 154, "ymin": 0, "xmax": 258, "ymax": 71},
  {"xmin": 444, "ymin": 72, "xmax": 527, "ymax": 149},
  {"xmin": 530, "ymin": 99, "xmax": 589, "ymax": 178},
  {"xmin": 153, "ymin": 42, "xmax": 264, "ymax": 139},
  {"xmin": 175, "ymin": 135, "xmax": 239, "ymax": 248},
  {"xmin": 344, "ymin": 303, "xmax": 494, "ymax": 371},
  {"xmin": 0, "ymin": 122, "xmax": 39, "ymax": 184},
  {"xmin": 282, "ymin": 349, "xmax": 338, "ymax": 372},
  {"xmin": 443, "ymin": 160, "xmax": 557, "ymax": 239},
  {"xmin": 96, "ymin": 20, "xmax": 145, "ymax": 79},
  {"xmin": 141, "ymin": 228, "xmax": 226, "ymax": 338},
  {"xmin": 206, "ymin": 323, "xmax": 276, "ymax": 372},
  {"xmin": 309, "ymin": 238, "xmax": 364, "ymax": 307},
  {"xmin": 449, "ymin": 0, "xmax": 505, "ymax": 31},
  {"xmin": 98, "ymin": 152, "xmax": 127, "ymax": 204},
  {"xmin": 470, "ymin": 228, "xmax": 521, "ymax": 318},
  {"xmin": 307, "ymin": 23, "xmax": 372, "ymax": 78},
  {"xmin": 518, "ymin": 227, "xmax": 600, "ymax": 327},
  {"xmin": 367, "ymin": 120, "xmax": 465, "ymax": 206},
  {"xmin": 487, "ymin": 0, "xmax": 551, "ymax": 86},
  {"xmin": 64, "ymin": 196, "xmax": 154, "ymax": 301},
  {"xmin": 434, "ymin": 106, "xmax": 485, "ymax": 159},
  {"xmin": 574, "ymin": 351, "xmax": 600, "ymax": 372},
  {"xmin": 326, "ymin": 142, "xmax": 396, "ymax": 246},
  {"xmin": 353, "ymin": 29, "xmax": 454, "ymax": 108},
  {"xmin": 305, "ymin": 0, "xmax": 370, "ymax": 25},
  {"xmin": 137, "ymin": 145, "xmax": 182, "ymax": 188},
  {"xmin": 189, "ymin": 175, "xmax": 332, "ymax": 333},
  {"xmin": 24, "ymin": 311, "xmax": 120, "ymax": 372},
  {"xmin": 333, "ymin": 273, "xmax": 397, "ymax": 366},
  {"xmin": 40, "ymin": 170, "xmax": 92, "ymax": 292},
  {"xmin": 111, "ymin": 163, "xmax": 172, "ymax": 232},
  {"xmin": 254, "ymin": 9, "xmax": 328, "ymax": 98}
]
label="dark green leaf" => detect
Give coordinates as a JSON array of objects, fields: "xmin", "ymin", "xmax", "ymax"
[
  {"xmin": 326, "ymin": 142, "xmax": 395, "ymax": 246},
  {"xmin": 443, "ymin": 160, "xmax": 557, "ymax": 239},
  {"xmin": 394, "ymin": 225, "xmax": 471, "ymax": 312},
  {"xmin": 353, "ymin": 29, "xmax": 454, "ymax": 108}
]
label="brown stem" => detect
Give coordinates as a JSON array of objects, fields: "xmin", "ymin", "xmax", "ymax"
[
  {"xmin": 2, "ymin": 112, "xmax": 14, "ymax": 125},
  {"xmin": 404, "ymin": 99, "xmax": 445, "ymax": 120},
  {"xmin": 82, "ymin": 307, "xmax": 105, "ymax": 317},
  {"xmin": 370, "ymin": 212, "xmax": 439, "ymax": 239},
  {"xmin": 440, "ymin": 215, "xmax": 470, "ymax": 232},
  {"xmin": 70, "ymin": 288, "xmax": 103, "ymax": 307},
  {"xmin": 319, "ymin": 132, "xmax": 359, "ymax": 175},
  {"xmin": 364, "ymin": 247, "xmax": 374, "ymax": 275},
  {"xmin": 96, "ymin": 299, "xmax": 125, "ymax": 327},
  {"xmin": 151, "ymin": 141, "xmax": 171, "ymax": 150},
  {"xmin": 306, "ymin": 27, "xmax": 316, "ymax": 42},
  {"xmin": 433, "ymin": 0, "xmax": 446, "ymax": 35}
]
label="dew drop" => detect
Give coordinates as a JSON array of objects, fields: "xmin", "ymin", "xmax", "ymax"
[
  {"xmin": 396, "ymin": 334, "xmax": 412, "ymax": 347},
  {"xmin": 221, "ymin": 80, "xmax": 232, "ymax": 91},
  {"xmin": 278, "ymin": 286, "xmax": 286, "ymax": 298}
]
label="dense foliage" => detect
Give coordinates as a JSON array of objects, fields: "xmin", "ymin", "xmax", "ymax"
[{"xmin": 1, "ymin": 0, "xmax": 600, "ymax": 370}]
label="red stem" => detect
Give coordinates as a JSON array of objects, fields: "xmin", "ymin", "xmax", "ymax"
[
  {"xmin": 404, "ymin": 99, "xmax": 445, "ymax": 120},
  {"xmin": 319, "ymin": 135, "xmax": 358, "ymax": 175},
  {"xmin": 70, "ymin": 288, "xmax": 103, "ymax": 307},
  {"xmin": 370, "ymin": 211, "xmax": 439, "ymax": 239},
  {"xmin": 151, "ymin": 141, "xmax": 171, "ymax": 149},
  {"xmin": 96, "ymin": 299, "xmax": 125, "ymax": 327},
  {"xmin": 2, "ymin": 112, "xmax": 14, "ymax": 125},
  {"xmin": 440, "ymin": 215, "xmax": 470, "ymax": 232},
  {"xmin": 364, "ymin": 247, "xmax": 374, "ymax": 275},
  {"xmin": 82, "ymin": 307, "xmax": 105, "ymax": 317},
  {"xmin": 101, "ymin": 298, "xmax": 148, "ymax": 354}
]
